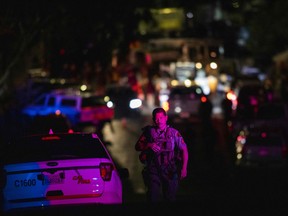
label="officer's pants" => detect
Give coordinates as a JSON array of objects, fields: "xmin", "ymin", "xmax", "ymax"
[{"xmin": 144, "ymin": 164, "xmax": 179, "ymax": 202}]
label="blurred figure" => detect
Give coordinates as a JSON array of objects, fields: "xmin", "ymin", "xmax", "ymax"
[
  {"xmin": 199, "ymin": 98, "xmax": 216, "ymax": 165},
  {"xmin": 221, "ymin": 97, "xmax": 233, "ymax": 123}
]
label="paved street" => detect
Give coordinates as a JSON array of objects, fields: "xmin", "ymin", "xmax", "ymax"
[
  {"xmin": 100, "ymin": 112, "xmax": 288, "ymax": 215},
  {"xmin": 2, "ymin": 104, "xmax": 288, "ymax": 215}
]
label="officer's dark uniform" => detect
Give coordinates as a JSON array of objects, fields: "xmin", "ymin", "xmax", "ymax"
[{"xmin": 136, "ymin": 125, "xmax": 186, "ymax": 202}]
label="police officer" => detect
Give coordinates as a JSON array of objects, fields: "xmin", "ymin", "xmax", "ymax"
[{"xmin": 135, "ymin": 107, "xmax": 188, "ymax": 202}]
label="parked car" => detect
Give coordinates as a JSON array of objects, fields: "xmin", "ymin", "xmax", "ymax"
[
  {"xmin": 231, "ymin": 101, "xmax": 288, "ymax": 140},
  {"xmin": 233, "ymin": 83, "xmax": 274, "ymax": 119},
  {"xmin": 256, "ymin": 101, "xmax": 288, "ymax": 120},
  {"xmin": 21, "ymin": 88, "xmax": 114, "ymax": 128},
  {"xmin": 0, "ymin": 132, "xmax": 129, "ymax": 213},
  {"xmin": 235, "ymin": 128, "xmax": 288, "ymax": 167},
  {"xmin": 164, "ymin": 85, "xmax": 209, "ymax": 122},
  {"xmin": 105, "ymin": 84, "xmax": 142, "ymax": 119}
]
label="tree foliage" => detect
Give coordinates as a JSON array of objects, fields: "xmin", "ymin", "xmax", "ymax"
[
  {"xmin": 0, "ymin": 1, "xmax": 61, "ymax": 98},
  {"xmin": 0, "ymin": 0, "xmax": 140, "ymax": 100},
  {"xmin": 246, "ymin": 0, "xmax": 288, "ymax": 65},
  {"xmin": 1, "ymin": 0, "xmax": 286, "ymax": 101}
]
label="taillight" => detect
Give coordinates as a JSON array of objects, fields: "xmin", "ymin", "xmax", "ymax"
[
  {"xmin": 201, "ymin": 96, "xmax": 207, "ymax": 103},
  {"xmin": 100, "ymin": 163, "xmax": 113, "ymax": 181}
]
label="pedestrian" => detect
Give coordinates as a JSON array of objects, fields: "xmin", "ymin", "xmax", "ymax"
[{"xmin": 135, "ymin": 107, "xmax": 188, "ymax": 203}]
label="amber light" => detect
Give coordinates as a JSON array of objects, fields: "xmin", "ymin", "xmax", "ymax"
[{"xmin": 162, "ymin": 101, "xmax": 169, "ymax": 112}]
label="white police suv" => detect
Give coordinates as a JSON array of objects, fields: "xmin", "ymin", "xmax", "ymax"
[{"xmin": 0, "ymin": 132, "xmax": 129, "ymax": 213}]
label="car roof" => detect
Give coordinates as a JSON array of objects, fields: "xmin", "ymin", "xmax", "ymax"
[
  {"xmin": 50, "ymin": 88, "xmax": 99, "ymax": 97},
  {"xmin": 245, "ymin": 132, "xmax": 285, "ymax": 146}
]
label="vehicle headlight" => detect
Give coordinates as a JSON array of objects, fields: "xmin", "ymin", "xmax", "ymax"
[
  {"xmin": 107, "ymin": 101, "xmax": 114, "ymax": 108},
  {"xmin": 129, "ymin": 99, "xmax": 142, "ymax": 109}
]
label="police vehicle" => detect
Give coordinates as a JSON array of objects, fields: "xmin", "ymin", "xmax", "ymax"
[
  {"xmin": 21, "ymin": 88, "xmax": 114, "ymax": 128},
  {"xmin": 1, "ymin": 132, "xmax": 129, "ymax": 213}
]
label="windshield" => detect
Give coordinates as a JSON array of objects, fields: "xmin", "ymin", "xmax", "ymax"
[{"xmin": 2, "ymin": 134, "xmax": 109, "ymax": 164}]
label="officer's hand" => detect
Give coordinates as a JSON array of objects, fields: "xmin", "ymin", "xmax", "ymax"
[
  {"xmin": 150, "ymin": 143, "xmax": 161, "ymax": 153},
  {"xmin": 180, "ymin": 168, "xmax": 187, "ymax": 179}
]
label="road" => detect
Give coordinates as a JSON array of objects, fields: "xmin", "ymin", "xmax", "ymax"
[
  {"xmin": 101, "ymin": 112, "xmax": 288, "ymax": 214},
  {"xmin": 101, "ymin": 112, "xmax": 233, "ymax": 199},
  {"xmin": 2, "ymin": 110, "xmax": 288, "ymax": 215}
]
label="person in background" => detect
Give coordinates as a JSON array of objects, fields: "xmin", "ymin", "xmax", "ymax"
[{"xmin": 135, "ymin": 107, "xmax": 188, "ymax": 203}]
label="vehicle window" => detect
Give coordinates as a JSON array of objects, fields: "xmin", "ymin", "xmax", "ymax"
[
  {"xmin": 3, "ymin": 135, "xmax": 109, "ymax": 164},
  {"xmin": 257, "ymin": 104, "xmax": 286, "ymax": 119},
  {"xmin": 237, "ymin": 85, "xmax": 273, "ymax": 106},
  {"xmin": 27, "ymin": 115, "xmax": 71, "ymax": 134},
  {"xmin": 34, "ymin": 95, "xmax": 46, "ymax": 106},
  {"xmin": 246, "ymin": 136, "xmax": 282, "ymax": 146},
  {"xmin": 236, "ymin": 85, "xmax": 275, "ymax": 119},
  {"xmin": 170, "ymin": 87, "xmax": 202, "ymax": 98},
  {"xmin": 60, "ymin": 98, "xmax": 77, "ymax": 107},
  {"xmin": 47, "ymin": 96, "xmax": 56, "ymax": 106},
  {"xmin": 81, "ymin": 96, "xmax": 106, "ymax": 107},
  {"xmin": 106, "ymin": 87, "xmax": 136, "ymax": 101}
]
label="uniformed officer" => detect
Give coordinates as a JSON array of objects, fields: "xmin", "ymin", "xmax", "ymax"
[{"xmin": 135, "ymin": 107, "xmax": 189, "ymax": 202}]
